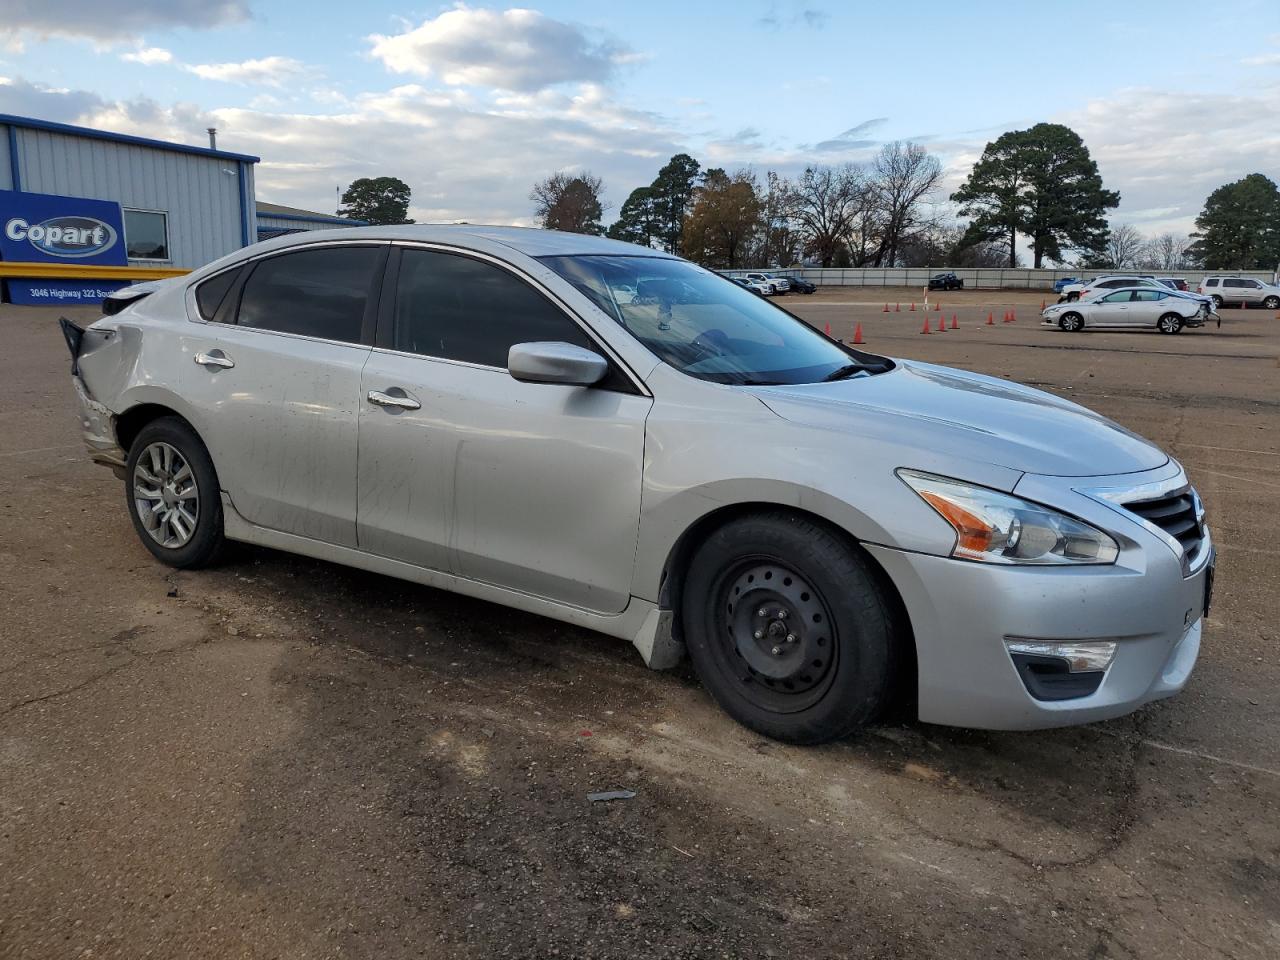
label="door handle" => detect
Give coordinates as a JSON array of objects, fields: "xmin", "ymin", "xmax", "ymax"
[
  {"xmin": 367, "ymin": 389, "xmax": 421, "ymax": 411},
  {"xmin": 194, "ymin": 350, "xmax": 235, "ymax": 369}
]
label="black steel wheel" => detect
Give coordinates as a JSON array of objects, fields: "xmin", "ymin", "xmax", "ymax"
[{"xmin": 681, "ymin": 511, "xmax": 898, "ymax": 744}]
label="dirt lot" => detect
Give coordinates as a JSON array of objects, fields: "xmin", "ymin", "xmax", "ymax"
[{"xmin": 2, "ymin": 288, "xmax": 1277, "ymax": 959}]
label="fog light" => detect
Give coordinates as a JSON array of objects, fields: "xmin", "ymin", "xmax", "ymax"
[
  {"xmin": 1005, "ymin": 639, "xmax": 1118, "ymax": 702},
  {"xmin": 1005, "ymin": 639, "xmax": 1118, "ymax": 672}
]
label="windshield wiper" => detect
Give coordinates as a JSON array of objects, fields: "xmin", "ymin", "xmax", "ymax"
[{"xmin": 822, "ymin": 363, "xmax": 867, "ymax": 382}]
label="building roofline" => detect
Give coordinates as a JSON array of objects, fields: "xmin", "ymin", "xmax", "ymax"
[
  {"xmin": 257, "ymin": 210, "xmax": 369, "ymax": 226},
  {"xmin": 0, "ymin": 113, "xmax": 260, "ymax": 164}
]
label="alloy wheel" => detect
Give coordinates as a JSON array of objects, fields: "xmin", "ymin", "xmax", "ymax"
[{"xmin": 132, "ymin": 441, "xmax": 199, "ymax": 548}]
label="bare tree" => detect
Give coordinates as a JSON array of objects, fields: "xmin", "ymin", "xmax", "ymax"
[
  {"xmin": 785, "ymin": 165, "xmax": 867, "ymax": 267},
  {"xmin": 1141, "ymin": 232, "xmax": 1192, "ymax": 270},
  {"xmin": 531, "ymin": 170, "xmax": 607, "ymax": 234},
  {"xmin": 870, "ymin": 142, "xmax": 943, "ymax": 266},
  {"xmin": 1105, "ymin": 223, "xmax": 1146, "ymax": 269}
]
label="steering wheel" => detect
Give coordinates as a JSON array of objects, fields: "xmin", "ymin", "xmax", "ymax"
[{"xmin": 689, "ymin": 329, "xmax": 729, "ymax": 358}]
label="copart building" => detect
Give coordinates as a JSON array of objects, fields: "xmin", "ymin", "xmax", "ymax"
[{"xmin": 0, "ymin": 113, "xmax": 358, "ymax": 305}]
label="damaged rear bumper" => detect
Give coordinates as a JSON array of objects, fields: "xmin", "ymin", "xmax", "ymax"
[{"xmin": 72, "ymin": 374, "xmax": 127, "ymax": 477}]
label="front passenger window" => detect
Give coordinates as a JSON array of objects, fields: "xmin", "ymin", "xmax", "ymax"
[
  {"xmin": 393, "ymin": 248, "xmax": 593, "ymax": 367},
  {"xmin": 237, "ymin": 246, "xmax": 381, "ymax": 343}
]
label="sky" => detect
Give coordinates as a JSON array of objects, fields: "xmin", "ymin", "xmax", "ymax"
[{"xmin": 2, "ymin": 0, "xmax": 1279, "ymax": 247}]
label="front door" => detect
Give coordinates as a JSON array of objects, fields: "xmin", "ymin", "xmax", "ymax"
[
  {"xmin": 179, "ymin": 243, "xmax": 385, "ymax": 547},
  {"xmin": 1091, "ymin": 290, "xmax": 1134, "ymax": 327},
  {"xmin": 356, "ymin": 246, "xmax": 651, "ymax": 614}
]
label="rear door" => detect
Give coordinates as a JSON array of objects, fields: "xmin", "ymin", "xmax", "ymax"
[
  {"xmin": 1221, "ymin": 278, "xmax": 1247, "ymax": 304},
  {"xmin": 179, "ymin": 243, "xmax": 386, "ymax": 546},
  {"xmin": 1128, "ymin": 289, "xmax": 1167, "ymax": 325},
  {"xmin": 355, "ymin": 245, "xmax": 652, "ymax": 614}
]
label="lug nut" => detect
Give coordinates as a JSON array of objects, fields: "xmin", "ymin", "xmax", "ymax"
[
  {"xmin": 753, "ymin": 630, "xmax": 763, "ymax": 640},
  {"xmin": 777, "ymin": 609, "xmax": 788, "ymax": 619},
  {"xmin": 771, "ymin": 646, "xmax": 782, "ymax": 656},
  {"xmin": 786, "ymin": 634, "xmax": 796, "ymax": 643},
  {"xmin": 757, "ymin": 607, "xmax": 769, "ymax": 617}
]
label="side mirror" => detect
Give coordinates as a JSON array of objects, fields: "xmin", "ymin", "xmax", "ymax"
[{"xmin": 508, "ymin": 341, "xmax": 608, "ymax": 387}]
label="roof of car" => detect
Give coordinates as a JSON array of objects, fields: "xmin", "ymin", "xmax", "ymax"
[{"xmin": 256, "ymin": 223, "xmax": 677, "ymax": 259}]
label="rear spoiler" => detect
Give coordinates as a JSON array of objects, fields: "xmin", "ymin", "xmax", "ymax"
[{"xmin": 102, "ymin": 279, "xmax": 166, "ymax": 316}]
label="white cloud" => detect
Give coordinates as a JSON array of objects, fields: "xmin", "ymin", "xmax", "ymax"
[
  {"xmin": 187, "ymin": 56, "xmax": 314, "ymax": 87},
  {"xmin": 0, "ymin": 76, "xmax": 684, "ymax": 227},
  {"xmin": 1242, "ymin": 52, "xmax": 1280, "ymax": 66},
  {"xmin": 1, "ymin": 0, "xmax": 248, "ymax": 44},
  {"xmin": 121, "ymin": 47, "xmax": 173, "ymax": 66},
  {"xmin": 368, "ymin": 6, "xmax": 631, "ymax": 92}
]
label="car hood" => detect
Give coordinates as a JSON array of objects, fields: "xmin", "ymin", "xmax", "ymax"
[{"xmin": 752, "ymin": 360, "xmax": 1168, "ymax": 477}]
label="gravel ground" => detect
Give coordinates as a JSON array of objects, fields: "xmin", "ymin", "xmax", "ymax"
[{"xmin": 1, "ymin": 290, "xmax": 1277, "ymax": 959}]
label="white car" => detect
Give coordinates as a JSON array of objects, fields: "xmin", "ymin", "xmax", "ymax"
[
  {"xmin": 1042, "ymin": 286, "xmax": 1211, "ymax": 333},
  {"xmin": 1061, "ymin": 276, "xmax": 1213, "ymax": 309},
  {"xmin": 745, "ymin": 272, "xmax": 790, "ymax": 294},
  {"xmin": 1197, "ymin": 276, "xmax": 1280, "ymax": 310}
]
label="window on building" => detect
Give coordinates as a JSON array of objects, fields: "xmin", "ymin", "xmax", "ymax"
[
  {"xmin": 393, "ymin": 249, "xmax": 592, "ymax": 367},
  {"xmin": 123, "ymin": 209, "xmax": 170, "ymax": 261},
  {"xmin": 237, "ymin": 246, "xmax": 381, "ymax": 343}
]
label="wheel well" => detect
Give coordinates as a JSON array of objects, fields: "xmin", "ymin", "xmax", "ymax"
[
  {"xmin": 659, "ymin": 503, "xmax": 918, "ymax": 713},
  {"xmin": 114, "ymin": 404, "xmax": 191, "ymax": 453}
]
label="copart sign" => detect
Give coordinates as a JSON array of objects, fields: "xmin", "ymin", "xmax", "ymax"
[{"xmin": 0, "ymin": 189, "xmax": 128, "ymax": 304}]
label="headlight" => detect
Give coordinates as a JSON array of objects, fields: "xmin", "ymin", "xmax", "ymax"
[{"xmin": 898, "ymin": 470, "xmax": 1119, "ymax": 565}]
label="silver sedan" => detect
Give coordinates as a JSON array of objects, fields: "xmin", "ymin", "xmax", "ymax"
[
  {"xmin": 64, "ymin": 226, "xmax": 1214, "ymax": 742},
  {"xmin": 1042, "ymin": 286, "xmax": 1212, "ymax": 333}
]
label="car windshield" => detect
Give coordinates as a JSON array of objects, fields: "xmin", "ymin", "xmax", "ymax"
[{"xmin": 540, "ymin": 255, "xmax": 891, "ymax": 385}]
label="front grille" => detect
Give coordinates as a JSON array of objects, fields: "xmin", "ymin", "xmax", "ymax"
[{"xmin": 1124, "ymin": 491, "xmax": 1203, "ymax": 557}]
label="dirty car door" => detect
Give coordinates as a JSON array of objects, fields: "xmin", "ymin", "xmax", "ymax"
[
  {"xmin": 356, "ymin": 246, "xmax": 651, "ymax": 614},
  {"xmin": 179, "ymin": 243, "xmax": 385, "ymax": 547}
]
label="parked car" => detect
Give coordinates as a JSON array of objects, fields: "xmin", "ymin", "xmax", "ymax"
[
  {"xmin": 1041, "ymin": 286, "xmax": 1212, "ymax": 333},
  {"xmin": 62, "ymin": 226, "xmax": 1214, "ymax": 743},
  {"xmin": 1061, "ymin": 276, "xmax": 1212, "ymax": 308},
  {"xmin": 725, "ymin": 275, "xmax": 767, "ymax": 298},
  {"xmin": 927, "ymin": 272, "xmax": 964, "ymax": 291},
  {"xmin": 1160, "ymin": 277, "xmax": 1189, "ymax": 291},
  {"xmin": 784, "ymin": 275, "xmax": 816, "ymax": 294},
  {"xmin": 1052, "ymin": 277, "xmax": 1080, "ymax": 294},
  {"xmin": 1197, "ymin": 276, "xmax": 1280, "ymax": 309},
  {"xmin": 745, "ymin": 272, "xmax": 789, "ymax": 294}
]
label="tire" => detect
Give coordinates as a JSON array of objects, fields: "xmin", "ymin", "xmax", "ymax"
[
  {"xmin": 125, "ymin": 416, "xmax": 224, "ymax": 568},
  {"xmin": 1211, "ymin": 295, "xmax": 1223, "ymax": 309},
  {"xmin": 1059, "ymin": 312, "xmax": 1084, "ymax": 332},
  {"xmin": 680, "ymin": 511, "xmax": 897, "ymax": 744},
  {"xmin": 1264, "ymin": 296, "xmax": 1279, "ymax": 310},
  {"xmin": 1157, "ymin": 313, "xmax": 1184, "ymax": 335}
]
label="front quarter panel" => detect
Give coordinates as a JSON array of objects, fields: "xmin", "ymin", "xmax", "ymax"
[{"xmin": 631, "ymin": 364, "xmax": 1023, "ymax": 603}]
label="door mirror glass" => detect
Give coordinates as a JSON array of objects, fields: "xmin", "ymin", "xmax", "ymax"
[{"xmin": 508, "ymin": 342, "xmax": 608, "ymax": 386}]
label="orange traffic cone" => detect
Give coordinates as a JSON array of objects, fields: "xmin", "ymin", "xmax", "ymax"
[
  {"xmin": 852, "ymin": 323, "xmax": 864, "ymax": 344},
  {"xmin": 936, "ymin": 316, "xmax": 946, "ymax": 332},
  {"xmin": 935, "ymin": 301, "xmax": 941, "ymax": 311},
  {"xmin": 824, "ymin": 321, "xmax": 832, "ymax": 336},
  {"xmin": 951, "ymin": 314, "xmax": 958, "ymax": 329},
  {"xmin": 895, "ymin": 302, "xmax": 900, "ymax": 312},
  {"xmin": 883, "ymin": 303, "xmax": 890, "ymax": 312},
  {"xmin": 1010, "ymin": 308, "xmax": 1017, "ymax": 322},
  {"xmin": 910, "ymin": 302, "xmax": 916, "ymax": 311},
  {"xmin": 1040, "ymin": 299, "xmax": 1046, "ymax": 311},
  {"xmin": 1274, "ymin": 310, "xmax": 1280, "ymax": 320},
  {"xmin": 1003, "ymin": 310, "xmax": 1013, "ymax": 323},
  {"xmin": 986, "ymin": 311, "xmax": 994, "ymax": 325},
  {"xmin": 1241, "ymin": 301, "xmax": 1247, "ymax": 311},
  {"xmin": 920, "ymin": 318, "xmax": 931, "ymax": 334}
]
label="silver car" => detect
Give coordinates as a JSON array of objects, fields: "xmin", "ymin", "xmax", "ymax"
[
  {"xmin": 63, "ymin": 226, "xmax": 1215, "ymax": 742},
  {"xmin": 1042, "ymin": 286, "xmax": 1212, "ymax": 333}
]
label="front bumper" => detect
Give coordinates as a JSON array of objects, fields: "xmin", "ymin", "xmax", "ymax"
[{"xmin": 866, "ymin": 461, "xmax": 1212, "ymax": 730}]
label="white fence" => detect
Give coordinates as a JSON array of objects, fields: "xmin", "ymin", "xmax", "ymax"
[{"xmin": 724, "ymin": 267, "xmax": 1278, "ymax": 290}]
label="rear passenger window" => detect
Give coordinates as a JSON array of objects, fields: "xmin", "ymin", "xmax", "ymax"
[
  {"xmin": 237, "ymin": 246, "xmax": 381, "ymax": 343},
  {"xmin": 1223, "ymin": 278, "xmax": 1244, "ymax": 288},
  {"xmin": 393, "ymin": 249, "xmax": 592, "ymax": 367},
  {"xmin": 195, "ymin": 267, "xmax": 240, "ymax": 321}
]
